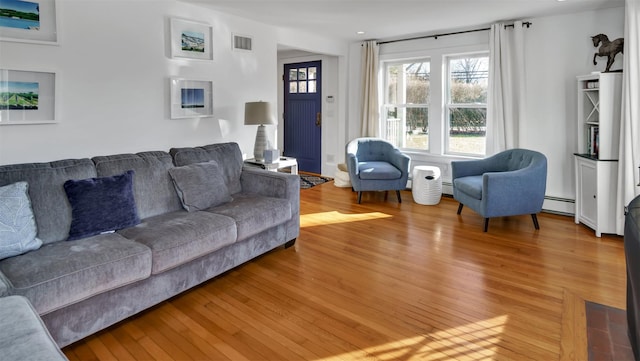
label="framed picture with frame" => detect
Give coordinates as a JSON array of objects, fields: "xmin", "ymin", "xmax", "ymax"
[
  {"xmin": 0, "ymin": 68, "xmax": 57, "ymax": 125},
  {"xmin": 170, "ymin": 18, "xmax": 213, "ymax": 60},
  {"xmin": 170, "ymin": 78, "xmax": 213, "ymax": 119},
  {"xmin": 0, "ymin": 0, "xmax": 58, "ymax": 44}
]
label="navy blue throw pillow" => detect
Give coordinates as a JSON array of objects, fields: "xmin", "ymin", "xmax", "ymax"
[{"xmin": 64, "ymin": 170, "xmax": 140, "ymax": 241}]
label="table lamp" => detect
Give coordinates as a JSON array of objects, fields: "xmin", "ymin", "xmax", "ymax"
[{"xmin": 244, "ymin": 101, "xmax": 276, "ymax": 162}]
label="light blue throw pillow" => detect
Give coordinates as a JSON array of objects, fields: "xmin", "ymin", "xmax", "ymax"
[{"xmin": 0, "ymin": 182, "xmax": 42, "ymax": 260}]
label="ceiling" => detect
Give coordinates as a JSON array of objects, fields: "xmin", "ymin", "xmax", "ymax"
[{"xmin": 182, "ymin": 0, "xmax": 625, "ymax": 42}]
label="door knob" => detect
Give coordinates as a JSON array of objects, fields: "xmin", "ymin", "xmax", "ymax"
[{"xmin": 316, "ymin": 112, "xmax": 321, "ymax": 127}]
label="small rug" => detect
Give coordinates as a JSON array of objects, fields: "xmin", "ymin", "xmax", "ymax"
[
  {"xmin": 585, "ymin": 301, "xmax": 635, "ymax": 360},
  {"xmin": 300, "ymin": 174, "xmax": 333, "ymax": 189}
]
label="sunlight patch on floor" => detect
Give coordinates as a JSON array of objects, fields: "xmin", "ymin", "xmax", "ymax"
[
  {"xmin": 314, "ymin": 315, "xmax": 509, "ymax": 361},
  {"xmin": 300, "ymin": 211, "xmax": 392, "ymax": 227}
]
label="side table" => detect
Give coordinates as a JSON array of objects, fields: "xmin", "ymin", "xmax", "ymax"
[{"xmin": 243, "ymin": 157, "xmax": 298, "ymax": 175}]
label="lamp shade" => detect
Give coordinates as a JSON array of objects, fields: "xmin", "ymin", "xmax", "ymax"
[{"xmin": 244, "ymin": 101, "xmax": 276, "ymax": 125}]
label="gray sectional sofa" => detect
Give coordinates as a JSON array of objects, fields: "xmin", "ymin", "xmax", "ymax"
[{"xmin": 0, "ymin": 142, "xmax": 299, "ymax": 348}]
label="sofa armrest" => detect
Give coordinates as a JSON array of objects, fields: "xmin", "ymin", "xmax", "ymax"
[{"xmin": 240, "ymin": 168, "xmax": 300, "ymax": 241}]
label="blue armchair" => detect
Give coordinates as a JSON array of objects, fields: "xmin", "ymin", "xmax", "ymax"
[
  {"xmin": 346, "ymin": 137, "xmax": 411, "ymax": 204},
  {"xmin": 451, "ymin": 148, "xmax": 547, "ymax": 232}
]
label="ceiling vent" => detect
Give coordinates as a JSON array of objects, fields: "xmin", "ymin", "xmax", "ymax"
[{"xmin": 233, "ymin": 34, "xmax": 253, "ymax": 51}]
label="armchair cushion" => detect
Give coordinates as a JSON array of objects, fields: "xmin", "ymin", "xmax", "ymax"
[
  {"xmin": 453, "ymin": 176, "xmax": 483, "ymax": 200},
  {"xmin": 358, "ymin": 161, "xmax": 402, "ymax": 180}
]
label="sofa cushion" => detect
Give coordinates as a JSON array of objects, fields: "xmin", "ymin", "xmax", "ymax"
[
  {"xmin": 0, "ymin": 159, "xmax": 97, "ymax": 244},
  {"xmin": 92, "ymin": 152, "xmax": 183, "ymax": 219},
  {"xmin": 0, "ymin": 182, "xmax": 42, "ymax": 260},
  {"xmin": 454, "ymin": 175, "xmax": 483, "ymax": 200},
  {"xmin": 168, "ymin": 161, "xmax": 232, "ymax": 212},
  {"xmin": 0, "ymin": 296, "xmax": 69, "ymax": 361},
  {"xmin": 208, "ymin": 193, "xmax": 291, "ymax": 241},
  {"xmin": 170, "ymin": 143, "xmax": 244, "ymax": 194},
  {"xmin": 0, "ymin": 233, "xmax": 151, "ymax": 315},
  {"xmin": 357, "ymin": 161, "xmax": 402, "ymax": 180},
  {"xmin": 64, "ymin": 171, "xmax": 140, "ymax": 241},
  {"xmin": 118, "ymin": 210, "xmax": 237, "ymax": 274}
]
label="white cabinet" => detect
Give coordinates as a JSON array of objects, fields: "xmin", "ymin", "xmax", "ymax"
[
  {"xmin": 576, "ymin": 73, "xmax": 622, "ymax": 159},
  {"xmin": 574, "ymin": 156, "xmax": 618, "ymax": 237},
  {"xmin": 574, "ymin": 72, "xmax": 622, "ymax": 237}
]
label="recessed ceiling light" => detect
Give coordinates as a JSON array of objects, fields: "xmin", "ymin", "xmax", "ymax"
[{"xmin": 356, "ymin": 31, "xmax": 365, "ymax": 35}]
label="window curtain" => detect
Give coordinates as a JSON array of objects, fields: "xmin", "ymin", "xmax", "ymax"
[
  {"xmin": 486, "ymin": 21, "xmax": 526, "ymax": 154},
  {"xmin": 616, "ymin": 0, "xmax": 640, "ymax": 234},
  {"xmin": 360, "ymin": 40, "xmax": 380, "ymax": 137}
]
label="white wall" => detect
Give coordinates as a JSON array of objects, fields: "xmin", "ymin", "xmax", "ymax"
[
  {"xmin": 522, "ymin": 7, "xmax": 624, "ymax": 213},
  {"xmin": 345, "ymin": 6, "xmax": 625, "ymax": 214},
  {"xmin": 0, "ymin": 0, "xmax": 281, "ymax": 164}
]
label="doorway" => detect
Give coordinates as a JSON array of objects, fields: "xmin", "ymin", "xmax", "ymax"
[{"xmin": 283, "ymin": 61, "xmax": 322, "ymax": 174}]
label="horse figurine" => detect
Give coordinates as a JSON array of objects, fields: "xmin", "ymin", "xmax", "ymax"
[{"xmin": 592, "ymin": 34, "xmax": 624, "ymax": 72}]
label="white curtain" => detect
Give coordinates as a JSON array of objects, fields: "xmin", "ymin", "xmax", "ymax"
[
  {"xmin": 615, "ymin": 0, "xmax": 640, "ymax": 234},
  {"xmin": 486, "ymin": 21, "xmax": 526, "ymax": 154},
  {"xmin": 360, "ymin": 40, "xmax": 380, "ymax": 137}
]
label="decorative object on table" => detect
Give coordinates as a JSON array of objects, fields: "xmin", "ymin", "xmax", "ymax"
[
  {"xmin": 263, "ymin": 148, "xmax": 279, "ymax": 164},
  {"xmin": 591, "ymin": 33, "xmax": 624, "ymax": 72},
  {"xmin": 169, "ymin": 78, "xmax": 213, "ymax": 119},
  {"xmin": 170, "ymin": 18, "xmax": 213, "ymax": 60},
  {"xmin": 244, "ymin": 101, "xmax": 276, "ymax": 162},
  {"xmin": 412, "ymin": 165, "xmax": 442, "ymax": 205},
  {"xmin": 0, "ymin": 68, "xmax": 56, "ymax": 125},
  {"xmin": 300, "ymin": 174, "xmax": 332, "ymax": 189},
  {"xmin": 0, "ymin": 0, "xmax": 58, "ymax": 44}
]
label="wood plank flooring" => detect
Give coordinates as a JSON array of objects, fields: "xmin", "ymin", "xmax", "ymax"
[{"xmin": 63, "ymin": 183, "xmax": 627, "ymax": 360}]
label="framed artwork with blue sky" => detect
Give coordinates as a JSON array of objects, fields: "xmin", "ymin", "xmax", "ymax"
[
  {"xmin": 170, "ymin": 18, "xmax": 213, "ymax": 60},
  {"xmin": 0, "ymin": 69, "xmax": 56, "ymax": 125},
  {"xmin": 0, "ymin": 0, "xmax": 57, "ymax": 44},
  {"xmin": 170, "ymin": 78, "xmax": 212, "ymax": 119}
]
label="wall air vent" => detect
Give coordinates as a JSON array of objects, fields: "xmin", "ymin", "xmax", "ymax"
[{"xmin": 233, "ymin": 34, "xmax": 253, "ymax": 51}]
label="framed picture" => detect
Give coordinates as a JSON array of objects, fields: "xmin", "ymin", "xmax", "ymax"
[
  {"xmin": 170, "ymin": 18, "xmax": 212, "ymax": 60},
  {"xmin": 0, "ymin": 0, "xmax": 58, "ymax": 44},
  {"xmin": 170, "ymin": 78, "xmax": 213, "ymax": 119},
  {"xmin": 0, "ymin": 68, "xmax": 56, "ymax": 125}
]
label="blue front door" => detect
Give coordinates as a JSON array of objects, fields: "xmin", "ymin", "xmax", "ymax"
[{"xmin": 283, "ymin": 61, "xmax": 322, "ymax": 174}]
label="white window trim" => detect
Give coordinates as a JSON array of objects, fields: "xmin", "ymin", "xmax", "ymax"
[
  {"xmin": 444, "ymin": 52, "xmax": 489, "ymax": 157},
  {"xmin": 378, "ymin": 44, "xmax": 489, "ymax": 166}
]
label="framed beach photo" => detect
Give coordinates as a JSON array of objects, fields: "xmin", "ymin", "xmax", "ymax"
[
  {"xmin": 170, "ymin": 78, "xmax": 213, "ymax": 119},
  {"xmin": 0, "ymin": 0, "xmax": 58, "ymax": 44},
  {"xmin": 170, "ymin": 18, "xmax": 213, "ymax": 60},
  {"xmin": 0, "ymin": 69, "xmax": 57, "ymax": 125}
]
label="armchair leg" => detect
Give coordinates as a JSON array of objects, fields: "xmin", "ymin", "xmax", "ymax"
[
  {"xmin": 457, "ymin": 203, "xmax": 464, "ymax": 215},
  {"xmin": 357, "ymin": 191, "xmax": 362, "ymax": 204},
  {"xmin": 532, "ymin": 214, "xmax": 540, "ymax": 230},
  {"xmin": 484, "ymin": 218, "xmax": 489, "ymax": 232},
  {"xmin": 396, "ymin": 190, "xmax": 402, "ymax": 203}
]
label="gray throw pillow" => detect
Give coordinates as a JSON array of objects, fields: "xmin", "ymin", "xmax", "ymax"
[
  {"xmin": 168, "ymin": 161, "xmax": 232, "ymax": 212},
  {"xmin": 0, "ymin": 182, "xmax": 43, "ymax": 260}
]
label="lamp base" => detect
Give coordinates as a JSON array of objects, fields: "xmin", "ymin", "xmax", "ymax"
[{"xmin": 253, "ymin": 124, "xmax": 267, "ymax": 162}]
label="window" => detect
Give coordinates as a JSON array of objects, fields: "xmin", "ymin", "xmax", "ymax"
[
  {"xmin": 288, "ymin": 66, "xmax": 317, "ymax": 94},
  {"xmin": 382, "ymin": 60, "xmax": 430, "ymax": 150},
  {"xmin": 446, "ymin": 54, "xmax": 488, "ymax": 156}
]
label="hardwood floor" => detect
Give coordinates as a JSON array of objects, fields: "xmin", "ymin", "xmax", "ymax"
[{"xmin": 63, "ymin": 183, "xmax": 627, "ymax": 360}]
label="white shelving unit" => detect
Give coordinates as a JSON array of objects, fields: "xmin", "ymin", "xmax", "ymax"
[{"xmin": 573, "ymin": 72, "xmax": 622, "ymax": 237}]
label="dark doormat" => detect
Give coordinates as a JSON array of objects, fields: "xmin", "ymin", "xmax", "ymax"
[
  {"xmin": 300, "ymin": 174, "xmax": 332, "ymax": 189},
  {"xmin": 586, "ymin": 301, "xmax": 635, "ymax": 360}
]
